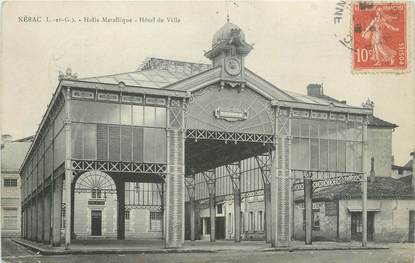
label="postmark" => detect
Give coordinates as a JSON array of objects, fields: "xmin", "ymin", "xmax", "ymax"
[{"xmin": 352, "ymin": 2, "xmax": 407, "ymax": 72}]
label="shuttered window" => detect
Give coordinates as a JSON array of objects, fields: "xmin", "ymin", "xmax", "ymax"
[
  {"xmin": 132, "ymin": 127, "xmax": 144, "ymax": 162},
  {"xmin": 108, "ymin": 126, "xmax": 121, "ymax": 161},
  {"xmin": 121, "ymin": 127, "xmax": 132, "ymax": 161},
  {"xmin": 97, "ymin": 124, "xmax": 108, "ymax": 160}
]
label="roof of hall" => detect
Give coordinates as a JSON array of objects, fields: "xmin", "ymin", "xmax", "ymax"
[
  {"xmin": 79, "ymin": 57, "xmax": 366, "ymax": 110},
  {"xmin": 80, "ymin": 57, "xmax": 212, "ymax": 89}
]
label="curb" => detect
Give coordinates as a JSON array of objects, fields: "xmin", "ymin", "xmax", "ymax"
[
  {"xmin": 262, "ymin": 246, "xmax": 389, "ymax": 252},
  {"xmin": 12, "ymin": 239, "xmax": 217, "ymax": 256},
  {"xmin": 12, "ymin": 239, "xmax": 389, "ymax": 256}
]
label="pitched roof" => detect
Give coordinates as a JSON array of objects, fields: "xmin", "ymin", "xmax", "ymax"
[
  {"xmin": 296, "ymin": 176, "xmax": 413, "ymax": 202},
  {"xmin": 79, "ymin": 57, "xmax": 370, "ymax": 111},
  {"xmin": 1, "ymin": 140, "xmax": 32, "ymax": 172},
  {"xmin": 368, "ymin": 115, "xmax": 398, "ymax": 128},
  {"xmin": 80, "ymin": 57, "xmax": 211, "ymax": 89}
]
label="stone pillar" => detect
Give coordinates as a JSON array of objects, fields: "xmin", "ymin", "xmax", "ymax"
[
  {"xmin": 234, "ymin": 189, "xmax": 241, "ymax": 242},
  {"xmin": 165, "ymin": 129, "xmax": 185, "ymax": 248},
  {"xmin": 27, "ymin": 207, "xmax": 30, "ymax": 240},
  {"xmin": 195, "ymin": 200, "xmax": 201, "ymax": 240},
  {"xmin": 37, "ymin": 193, "xmax": 44, "ymax": 242},
  {"xmin": 271, "ymin": 108, "xmax": 291, "ymax": 247},
  {"xmin": 32, "ymin": 199, "xmax": 37, "ymax": 241},
  {"xmin": 202, "ymin": 170, "xmax": 216, "ymax": 242},
  {"xmin": 64, "ymin": 87, "xmax": 72, "ymax": 249},
  {"xmin": 304, "ymin": 175, "xmax": 313, "ymax": 245},
  {"xmin": 52, "ymin": 177, "xmax": 63, "ymax": 247},
  {"xmin": 70, "ymin": 183, "xmax": 75, "ymax": 239},
  {"xmin": 189, "ymin": 199, "xmax": 196, "ymax": 241},
  {"xmin": 362, "ymin": 120, "xmax": 368, "ymax": 247},
  {"xmin": 116, "ymin": 180, "xmax": 125, "ymax": 240},
  {"xmin": 43, "ymin": 189, "xmax": 51, "ymax": 244},
  {"xmin": 209, "ymin": 194, "xmax": 216, "ymax": 242},
  {"xmin": 264, "ymin": 183, "xmax": 272, "ymax": 243}
]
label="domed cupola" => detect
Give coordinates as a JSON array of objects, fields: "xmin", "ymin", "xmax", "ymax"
[
  {"xmin": 211, "ymin": 22, "xmax": 246, "ymax": 48},
  {"xmin": 205, "ymin": 21, "xmax": 253, "ymax": 84}
]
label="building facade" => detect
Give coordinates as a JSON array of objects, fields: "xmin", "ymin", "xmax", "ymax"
[{"xmin": 1, "ymin": 135, "xmax": 32, "ymax": 237}]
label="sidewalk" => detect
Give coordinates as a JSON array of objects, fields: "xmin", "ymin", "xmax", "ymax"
[{"xmin": 12, "ymin": 238, "xmax": 389, "ymax": 256}]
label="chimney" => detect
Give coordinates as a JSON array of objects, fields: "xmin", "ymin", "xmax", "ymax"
[
  {"xmin": 1, "ymin": 134, "xmax": 13, "ymax": 144},
  {"xmin": 307, "ymin": 84, "xmax": 323, "ymax": 97}
]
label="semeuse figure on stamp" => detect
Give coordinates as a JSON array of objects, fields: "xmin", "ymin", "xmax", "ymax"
[{"xmin": 362, "ymin": 7, "xmax": 399, "ymax": 66}]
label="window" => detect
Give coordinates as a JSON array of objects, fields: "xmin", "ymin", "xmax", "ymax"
[
  {"xmin": 258, "ymin": 211, "xmax": 263, "ymax": 231},
  {"xmin": 2, "ymin": 208, "xmax": 17, "ymax": 229},
  {"xmin": 91, "ymin": 188, "xmax": 102, "ymax": 199},
  {"xmin": 228, "ymin": 212, "xmax": 233, "ymax": 233},
  {"xmin": 302, "ymin": 209, "xmax": 321, "ymax": 231},
  {"xmin": 217, "ymin": 203, "xmax": 223, "ymax": 214},
  {"xmin": 125, "ymin": 210, "xmax": 130, "ymax": 220},
  {"xmin": 150, "ymin": 211, "xmax": 162, "ymax": 232},
  {"xmin": 4, "ymin": 179, "xmax": 17, "ymax": 187},
  {"xmin": 248, "ymin": 211, "xmax": 254, "ymax": 232}
]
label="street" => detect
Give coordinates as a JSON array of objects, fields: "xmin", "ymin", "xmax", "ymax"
[{"xmin": 1, "ymin": 239, "xmax": 414, "ymax": 263}]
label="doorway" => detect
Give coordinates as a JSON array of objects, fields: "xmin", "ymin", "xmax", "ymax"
[
  {"xmin": 351, "ymin": 212, "xmax": 374, "ymax": 241},
  {"xmin": 91, "ymin": 210, "xmax": 102, "ymax": 236},
  {"xmin": 215, "ymin": 217, "xmax": 225, "ymax": 239}
]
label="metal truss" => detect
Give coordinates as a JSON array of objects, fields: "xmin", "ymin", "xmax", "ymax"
[
  {"xmin": 198, "ymin": 189, "xmax": 265, "ymax": 207},
  {"xmin": 125, "ymin": 204, "xmax": 162, "ymax": 211},
  {"xmin": 292, "ymin": 170, "xmax": 363, "ymax": 191},
  {"xmin": 225, "ymin": 162, "xmax": 241, "ymax": 191},
  {"xmin": 254, "ymin": 150, "xmax": 273, "ymax": 184},
  {"xmin": 71, "ymin": 160, "xmax": 167, "ymax": 174},
  {"xmin": 184, "ymin": 176, "xmax": 196, "ymax": 200},
  {"xmin": 202, "ymin": 170, "xmax": 216, "ymax": 196},
  {"xmin": 186, "ymin": 129, "xmax": 274, "ymax": 144}
]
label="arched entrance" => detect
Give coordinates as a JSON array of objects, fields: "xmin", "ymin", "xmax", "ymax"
[{"xmin": 73, "ymin": 170, "xmax": 117, "ymax": 239}]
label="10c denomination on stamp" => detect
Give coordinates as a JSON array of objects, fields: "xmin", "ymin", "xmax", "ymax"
[{"xmin": 352, "ymin": 2, "xmax": 407, "ymax": 72}]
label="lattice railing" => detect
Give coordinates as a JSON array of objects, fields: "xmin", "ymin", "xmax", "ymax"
[
  {"xmin": 186, "ymin": 129, "xmax": 274, "ymax": 144},
  {"xmin": 292, "ymin": 169, "xmax": 363, "ymax": 191},
  {"xmin": 71, "ymin": 160, "xmax": 167, "ymax": 174}
]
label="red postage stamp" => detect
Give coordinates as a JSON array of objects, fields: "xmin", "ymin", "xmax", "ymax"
[{"xmin": 352, "ymin": 2, "xmax": 407, "ymax": 72}]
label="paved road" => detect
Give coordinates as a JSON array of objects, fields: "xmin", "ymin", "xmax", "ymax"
[{"xmin": 1, "ymin": 238, "xmax": 414, "ymax": 263}]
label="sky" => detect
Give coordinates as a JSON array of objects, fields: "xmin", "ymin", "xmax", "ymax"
[{"xmin": 1, "ymin": 1, "xmax": 414, "ymax": 165}]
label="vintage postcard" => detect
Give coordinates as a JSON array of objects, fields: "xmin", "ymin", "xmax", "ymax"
[{"xmin": 1, "ymin": 1, "xmax": 414, "ymax": 263}]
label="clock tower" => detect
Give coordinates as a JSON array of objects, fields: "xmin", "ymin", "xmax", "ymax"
[{"xmin": 205, "ymin": 21, "xmax": 253, "ymax": 88}]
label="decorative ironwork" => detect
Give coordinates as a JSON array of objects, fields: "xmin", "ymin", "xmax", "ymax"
[
  {"xmin": 186, "ymin": 129, "xmax": 274, "ymax": 144},
  {"xmin": 71, "ymin": 160, "xmax": 167, "ymax": 174},
  {"xmin": 202, "ymin": 170, "xmax": 216, "ymax": 196},
  {"xmin": 254, "ymin": 150, "xmax": 273, "ymax": 184},
  {"xmin": 75, "ymin": 170, "xmax": 116, "ymax": 194},
  {"xmin": 58, "ymin": 67, "xmax": 78, "ymax": 81},
  {"xmin": 184, "ymin": 177, "xmax": 196, "ymax": 200},
  {"xmin": 292, "ymin": 169, "xmax": 363, "ymax": 191},
  {"xmin": 125, "ymin": 204, "xmax": 162, "ymax": 211},
  {"xmin": 225, "ymin": 162, "xmax": 241, "ymax": 191}
]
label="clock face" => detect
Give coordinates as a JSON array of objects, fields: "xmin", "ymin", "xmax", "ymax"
[{"xmin": 224, "ymin": 57, "xmax": 242, "ymax": 76}]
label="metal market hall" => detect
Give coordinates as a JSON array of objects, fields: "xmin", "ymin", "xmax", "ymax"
[{"xmin": 20, "ymin": 21, "xmax": 379, "ymax": 249}]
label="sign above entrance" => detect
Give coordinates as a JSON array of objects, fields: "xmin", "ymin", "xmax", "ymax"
[{"xmin": 214, "ymin": 107, "xmax": 248, "ymax": 122}]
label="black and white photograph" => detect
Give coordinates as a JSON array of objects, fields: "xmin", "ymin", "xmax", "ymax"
[{"xmin": 0, "ymin": 1, "xmax": 414, "ymax": 262}]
